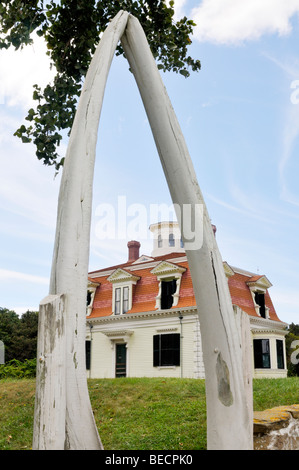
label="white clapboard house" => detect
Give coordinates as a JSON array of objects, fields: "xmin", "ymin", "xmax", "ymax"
[{"xmin": 86, "ymin": 222, "xmax": 288, "ymax": 379}]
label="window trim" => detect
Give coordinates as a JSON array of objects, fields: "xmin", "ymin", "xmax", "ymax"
[
  {"xmin": 276, "ymin": 339, "xmax": 285, "ymax": 370},
  {"xmin": 112, "ymin": 284, "xmax": 132, "ymax": 315},
  {"xmin": 247, "ymin": 276, "xmax": 272, "ymax": 319},
  {"xmin": 160, "ymin": 279, "xmax": 177, "ymax": 309},
  {"xmin": 169, "ymin": 233, "xmax": 175, "ymax": 247},
  {"xmin": 86, "ymin": 280, "xmax": 100, "ymax": 316},
  {"xmin": 254, "ymin": 291, "xmax": 266, "ymax": 318},
  {"xmin": 253, "ymin": 338, "xmax": 271, "ymax": 369},
  {"xmin": 151, "ymin": 261, "xmax": 186, "ymax": 310},
  {"xmin": 153, "ymin": 333, "xmax": 180, "ymax": 367},
  {"xmin": 115, "ymin": 286, "xmax": 121, "ymax": 315},
  {"xmin": 107, "ymin": 268, "xmax": 140, "ymax": 316}
]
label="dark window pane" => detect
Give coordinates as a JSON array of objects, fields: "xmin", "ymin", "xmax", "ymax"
[
  {"xmin": 153, "ymin": 333, "xmax": 180, "ymax": 367},
  {"xmin": 115, "ymin": 287, "xmax": 121, "ymax": 315},
  {"xmin": 276, "ymin": 339, "xmax": 284, "ymax": 369},
  {"xmin": 86, "ymin": 291, "xmax": 92, "ymax": 306},
  {"xmin": 123, "ymin": 286, "xmax": 129, "ymax": 313},
  {"xmin": 255, "ymin": 292, "xmax": 266, "ymax": 318},
  {"xmin": 254, "ymin": 339, "xmax": 270, "ymax": 368},
  {"xmin": 161, "ymin": 279, "xmax": 177, "ymax": 309}
]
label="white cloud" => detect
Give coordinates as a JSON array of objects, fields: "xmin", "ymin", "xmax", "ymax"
[
  {"xmin": 0, "ymin": 268, "xmax": 49, "ymax": 285},
  {"xmin": 191, "ymin": 0, "xmax": 299, "ymax": 44},
  {"xmin": 0, "ymin": 33, "xmax": 55, "ymax": 109},
  {"xmin": 0, "ymin": 123, "xmax": 61, "ymax": 231},
  {"xmin": 279, "ymin": 103, "xmax": 299, "ymax": 206},
  {"xmin": 172, "ymin": 0, "xmax": 188, "ymax": 19},
  {"xmin": 261, "ymin": 53, "xmax": 299, "ymax": 206}
]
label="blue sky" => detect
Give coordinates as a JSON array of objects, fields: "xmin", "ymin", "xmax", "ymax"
[{"xmin": 0, "ymin": 0, "xmax": 299, "ymax": 325}]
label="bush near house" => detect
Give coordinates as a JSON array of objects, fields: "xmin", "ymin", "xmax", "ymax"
[{"xmin": 0, "ymin": 359, "xmax": 36, "ymax": 379}]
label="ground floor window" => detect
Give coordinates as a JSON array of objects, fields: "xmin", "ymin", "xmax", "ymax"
[
  {"xmin": 276, "ymin": 339, "xmax": 285, "ymax": 369},
  {"xmin": 153, "ymin": 333, "xmax": 180, "ymax": 367},
  {"xmin": 253, "ymin": 339, "xmax": 270, "ymax": 368}
]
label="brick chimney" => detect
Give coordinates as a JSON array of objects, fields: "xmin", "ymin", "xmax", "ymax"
[{"xmin": 127, "ymin": 240, "xmax": 141, "ymax": 262}]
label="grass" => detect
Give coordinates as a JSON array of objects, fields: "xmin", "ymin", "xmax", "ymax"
[
  {"xmin": 0, "ymin": 377, "xmax": 298, "ymax": 450},
  {"xmin": 89, "ymin": 378, "xmax": 207, "ymax": 450}
]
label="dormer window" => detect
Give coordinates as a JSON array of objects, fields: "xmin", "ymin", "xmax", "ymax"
[
  {"xmin": 254, "ymin": 292, "xmax": 266, "ymax": 318},
  {"xmin": 151, "ymin": 261, "xmax": 186, "ymax": 310},
  {"xmin": 246, "ymin": 275, "xmax": 272, "ymax": 319},
  {"xmin": 86, "ymin": 291, "xmax": 92, "ymax": 307},
  {"xmin": 107, "ymin": 268, "xmax": 140, "ymax": 315},
  {"xmin": 115, "ymin": 286, "xmax": 129, "ymax": 315},
  {"xmin": 161, "ymin": 279, "xmax": 177, "ymax": 309},
  {"xmin": 86, "ymin": 280, "xmax": 100, "ymax": 316}
]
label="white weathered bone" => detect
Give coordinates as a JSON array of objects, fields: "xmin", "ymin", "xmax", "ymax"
[
  {"xmin": 33, "ymin": 11, "xmax": 130, "ymax": 450},
  {"xmin": 33, "ymin": 10, "xmax": 253, "ymax": 450},
  {"xmin": 121, "ymin": 15, "xmax": 252, "ymax": 450}
]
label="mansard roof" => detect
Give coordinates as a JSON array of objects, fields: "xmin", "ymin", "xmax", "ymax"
[{"xmin": 88, "ymin": 252, "xmax": 282, "ymax": 322}]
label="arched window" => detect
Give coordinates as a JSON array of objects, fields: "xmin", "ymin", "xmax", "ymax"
[
  {"xmin": 169, "ymin": 233, "xmax": 175, "ymax": 247},
  {"xmin": 158, "ymin": 234, "xmax": 162, "ymax": 248}
]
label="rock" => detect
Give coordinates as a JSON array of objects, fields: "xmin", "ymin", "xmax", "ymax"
[
  {"xmin": 254, "ymin": 405, "xmax": 299, "ymax": 434},
  {"xmin": 253, "ymin": 405, "xmax": 299, "ymax": 450}
]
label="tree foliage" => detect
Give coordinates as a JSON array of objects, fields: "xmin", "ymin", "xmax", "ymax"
[
  {"xmin": 0, "ymin": 308, "xmax": 38, "ymax": 362},
  {"xmin": 0, "ymin": 0, "xmax": 201, "ymax": 171},
  {"xmin": 286, "ymin": 323, "xmax": 299, "ymax": 377}
]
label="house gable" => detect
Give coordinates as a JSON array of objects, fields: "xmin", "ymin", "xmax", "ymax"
[
  {"xmin": 246, "ymin": 275, "xmax": 272, "ymax": 290},
  {"xmin": 150, "ymin": 260, "xmax": 186, "ymax": 278},
  {"xmin": 107, "ymin": 268, "xmax": 140, "ymax": 284},
  {"xmin": 107, "ymin": 268, "xmax": 140, "ymax": 315}
]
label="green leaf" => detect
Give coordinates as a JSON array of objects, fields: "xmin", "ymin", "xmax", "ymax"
[
  {"xmin": 21, "ymin": 136, "xmax": 31, "ymax": 144},
  {"xmin": 3, "ymin": 0, "xmax": 200, "ymax": 170},
  {"xmin": 179, "ymin": 69, "xmax": 190, "ymax": 78}
]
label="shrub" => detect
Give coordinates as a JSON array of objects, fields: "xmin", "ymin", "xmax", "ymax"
[{"xmin": 0, "ymin": 358, "xmax": 36, "ymax": 379}]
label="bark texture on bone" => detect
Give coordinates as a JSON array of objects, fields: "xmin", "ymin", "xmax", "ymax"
[{"xmin": 33, "ymin": 10, "xmax": 253, "ymax": 450}]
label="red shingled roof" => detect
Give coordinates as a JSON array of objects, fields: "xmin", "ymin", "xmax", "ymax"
[{"xmin": 88, "ymin": 253, "xmax": 282, "ymax": 322}]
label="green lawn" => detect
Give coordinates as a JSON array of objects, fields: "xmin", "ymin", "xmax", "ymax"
[{"xmin": 0, "ymin": 377, "xmax": 298, "ymax": 450}]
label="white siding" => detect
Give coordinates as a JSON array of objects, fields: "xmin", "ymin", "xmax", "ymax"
[{"xmin": 87, "ymin": 312, "xmax": 204, "ymax": 379}]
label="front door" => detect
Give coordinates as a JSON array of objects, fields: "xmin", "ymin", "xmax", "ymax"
[{"xmin": 115, "ymin": 343, "xmax": 127, "ymax": 377}]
